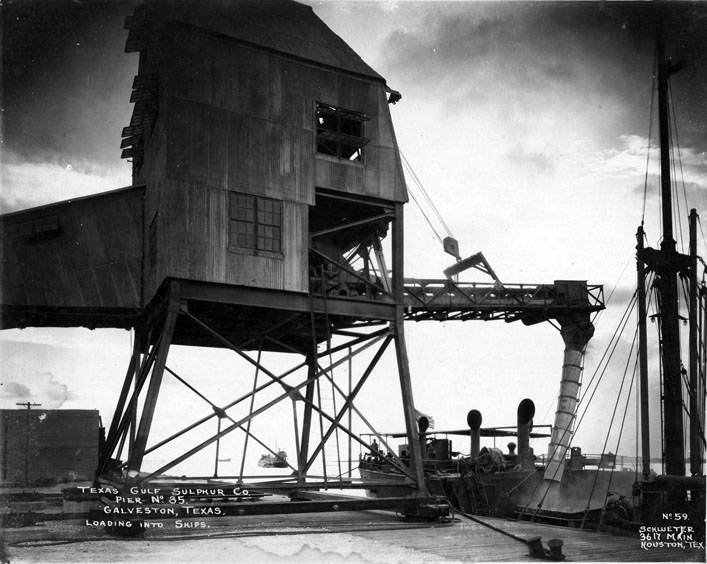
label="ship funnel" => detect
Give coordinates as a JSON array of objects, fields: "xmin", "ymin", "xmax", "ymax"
[
  {"xmin": 467, "ymin": 409, "xmax": 482, "ymax": 457},
  {"xmin": 517, "ymin": 399, "xmax": 535, "ymax": 469}
]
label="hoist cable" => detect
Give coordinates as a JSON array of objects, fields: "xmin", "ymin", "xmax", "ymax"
[
  {"xmin": 403, "ymin": 173, "xmax": 445, "ymax": 244},
  {"xmin": 400, "ymin": 151, "xmax": 453, "ymax": 237}
]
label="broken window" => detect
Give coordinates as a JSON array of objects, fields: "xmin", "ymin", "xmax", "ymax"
[
  {"xmin": 229, "ymin": 193, "xmax": 282, "ymax": 254},
  {"xmin": 316, "ymin": 103, "xmax": 369, "ymax": 162}
]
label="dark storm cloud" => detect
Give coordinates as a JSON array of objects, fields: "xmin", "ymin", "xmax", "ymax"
[
  {"xmin": 382, "ymin": 4, "xmax": 647, "ymax": 88},
  {"xmin": 382, "ymin": 2, "xmax": 707, "ymax": 149},
  {"xmin": 3, "ymin": 0, "xmax": 138, "ymax": 166}
]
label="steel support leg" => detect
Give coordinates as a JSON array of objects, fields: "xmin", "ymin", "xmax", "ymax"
[
  {"xmin": 127, "ymin": 299, "xmax": 180, "ymax": 473},
  {"xmin": 299, "ymin": 351, "xmax": 317, "ymax": 481},
  {"xmin": 392, "ymin": 202, "xmax": 428, "ymax": 494}
]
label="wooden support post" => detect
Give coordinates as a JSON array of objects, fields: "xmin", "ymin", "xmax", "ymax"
[
  {"xmin": 128, "ymin": 295, "xmax": 180, "ymax": 473},
  {"xmin": 637, "ymin": 225, "xmax": 651, "ymax": 478},
  {"xmin": 392, "ymin": 203, "xmax": 428, "ymax": 494}
]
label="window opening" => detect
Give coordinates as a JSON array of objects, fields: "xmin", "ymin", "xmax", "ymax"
[
  {"xmin": 229, "ymin": 193, "xmax": 282, "ymax": 254},
  {"xmin": 316, "ymin": 103, "xmax": 369, "ymax": 162}
]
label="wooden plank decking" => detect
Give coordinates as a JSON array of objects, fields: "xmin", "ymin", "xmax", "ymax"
[{"xmin": 4, "ymin": 510, "xmax": 704, "ymax": 562}]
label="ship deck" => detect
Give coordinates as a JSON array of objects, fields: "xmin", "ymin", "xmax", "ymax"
[{"xmin": 4, "ymin": 510, "xmax": 704, "ymax": 562}]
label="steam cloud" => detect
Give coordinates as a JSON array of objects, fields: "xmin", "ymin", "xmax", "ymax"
[{"xmin": 0, "ymin": 372, "xmax": 69, "ymax": 409}]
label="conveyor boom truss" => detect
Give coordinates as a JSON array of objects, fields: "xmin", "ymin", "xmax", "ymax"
[{"xmin": 403, "ymin": 279, "xmax": 604, "ymax": 324}]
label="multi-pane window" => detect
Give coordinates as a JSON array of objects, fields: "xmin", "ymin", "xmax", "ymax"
[
  {"xmin": 316, "ymin": 103, "xmax": 369, "ymax": 162},
  {"xmin": 229, "ymin": 193, "xmax": 282, "ymax": 254}
]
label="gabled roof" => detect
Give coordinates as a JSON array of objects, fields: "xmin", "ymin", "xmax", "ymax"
[{"xmin": 127, "ymin": 0, "xmax": 384, "ymax": 82}]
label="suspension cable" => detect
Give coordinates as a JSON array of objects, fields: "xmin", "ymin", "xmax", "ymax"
[
  {"xmin": 641, "ymin": 66, "xmax": 657, "ymax": 226},
  {"xmin": 669, "ymin": 81, "xmax": 691, "ymax": 221}
]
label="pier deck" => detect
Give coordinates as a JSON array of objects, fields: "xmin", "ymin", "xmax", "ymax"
[{"xmin": 4, "ymin": 510, "xmax": 703, "ymax": 562}]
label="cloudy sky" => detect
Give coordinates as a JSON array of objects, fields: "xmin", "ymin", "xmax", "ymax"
[{"xmin": 2, "ymin": 1, "xmax": 706, "ymax": 477}]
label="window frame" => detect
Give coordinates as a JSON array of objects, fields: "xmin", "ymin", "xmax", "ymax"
[
  {"xmin": 315, "ymin": 102, "xmax": 369, "ymax": 164},
  {"xmin": 227, "ymin": 192, "xmax": 284, "ymax": 258}
]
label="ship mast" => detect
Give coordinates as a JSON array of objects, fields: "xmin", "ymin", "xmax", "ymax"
[
  {"xmin": 656, "ymin": 29, "xmax": 686, "ymax": 477},
  {"xmin": 637, "ymin": 26, "xmax": 688, "ymax": 477}
]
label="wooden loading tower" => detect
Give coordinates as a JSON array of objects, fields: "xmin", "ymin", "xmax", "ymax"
[
  {"xmin": 0, "ymin": 0, "xmax": 605, "ymax": 519},
  {"xmin": 1, "ymin": 0, "xmax": 442, "ymax": 517},
  {"xmin": 112, "ymin": 0, "xmax": 439, "ymax": 514}
]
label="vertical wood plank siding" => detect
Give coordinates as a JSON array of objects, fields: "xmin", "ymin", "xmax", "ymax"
[
  {"xmin": 1, "ymin": 188, "xmax": 143, "ymax": 308},
  {"xmin": 162, "ymin": 29, "xmax": 405, "ymax": 203},
  {"xmin": 149, "ymin": 180, "xmax": 307, "ymax": 295},
  {"xmin": 142, "ymin": 25, "xmax": 405, "ymax": 300}
]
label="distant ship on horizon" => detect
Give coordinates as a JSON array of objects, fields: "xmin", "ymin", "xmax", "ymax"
[{"xmin": 258, "ymin": 450, "xmax": 288, "ymax": 469}]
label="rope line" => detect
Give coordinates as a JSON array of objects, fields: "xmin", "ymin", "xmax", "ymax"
[
  {"xmin": 641, "ymin": 68, "xmax": 656, "ymax": 226},
  {"xmin": 519, "ymin": 292, "xmax": 637, "ymax": 520},
  {"xmin": 519, "ymin": 291, "xmax": 638, "ymax": 521},
  {"xmin": 579, "ymin": 323, "xmax": 638, "ymax": 529},
  {"xmin": 600, "ymin": 351, "xmax": 638, "ymax": 528},
  {"xmin": 669, "ymin": 81, "xmax": 691, "ymax": 223}
]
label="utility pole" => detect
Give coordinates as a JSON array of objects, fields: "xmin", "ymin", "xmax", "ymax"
[{"xmin": 16, "ymin": 402, "xmax": 41, "ymax": 487}]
